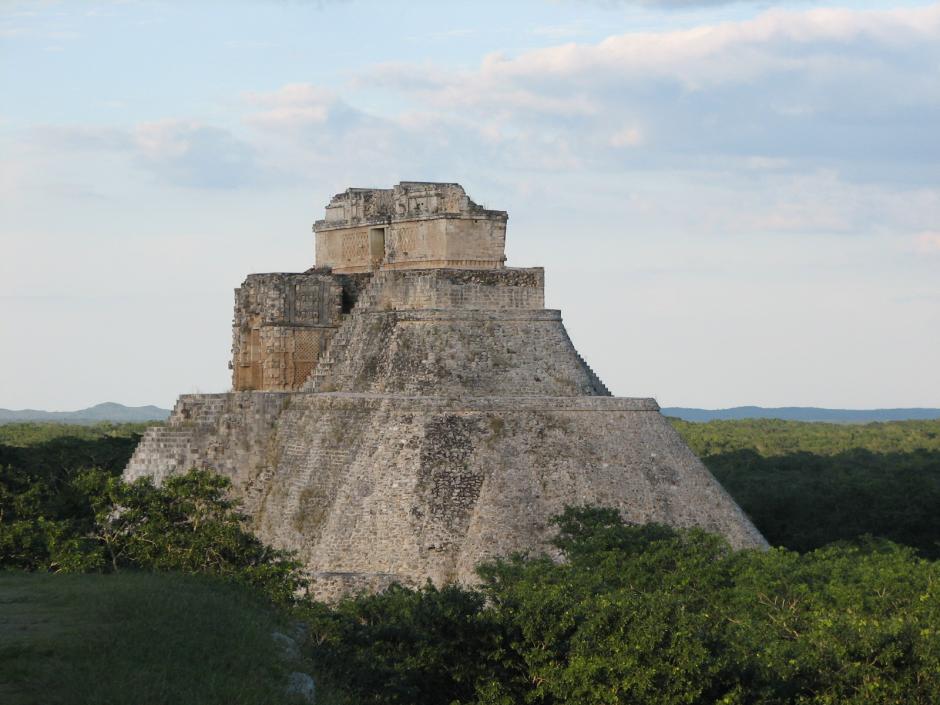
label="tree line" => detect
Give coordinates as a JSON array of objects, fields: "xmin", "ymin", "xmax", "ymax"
[{"xmin": 672, "ymin": 418, "xmax": 940, "ymax": 557}]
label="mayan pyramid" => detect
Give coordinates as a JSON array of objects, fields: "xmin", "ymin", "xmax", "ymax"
[{"xmin": 125, "ymin": 182, "xmax": 766, "ymax": 599}]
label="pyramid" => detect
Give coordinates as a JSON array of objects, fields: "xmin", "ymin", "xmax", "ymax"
[{"xmin": 125, "ymin": 182, "xmax": 766, "ymax": 600}]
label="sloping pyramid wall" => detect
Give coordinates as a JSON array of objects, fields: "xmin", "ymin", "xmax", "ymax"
[{"xmin": 126, "ymin": 268, "xmax": 766, "ymax": 600}]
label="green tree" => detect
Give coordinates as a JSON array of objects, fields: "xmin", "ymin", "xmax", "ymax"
[
  {"xmin": 717, "ymin": 540, "xmax": 940, "ymax": 705},
  {"xmin": 304, "ymin": 582, "xmax": 502, "ymax": 705},
  {"xmin": 671, "ymin": 418, "xmax": 940, "ymax": 556},
  {"xmin": 0, "ymin": 424, "xmax": 144, "ymax": 570},
  {"xmin": 474, "ymin": 509, "xmax": 940, "ymax": 705},
  {"xmin": 475, "ymin": 508, "xmax": 734, "ymax": 705},
  {"xmin": 81, "ymin": 469, "xmax": 307, "ymax": 605}
]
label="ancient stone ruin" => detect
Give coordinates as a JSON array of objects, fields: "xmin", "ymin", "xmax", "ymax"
[{"xmin": 125, "ymin": 181, "xmax": 766, "ymax": 600}]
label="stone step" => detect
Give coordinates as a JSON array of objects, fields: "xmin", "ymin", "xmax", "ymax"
[
  {"xmin": 301, "ymin": 273, "xmax": 389, "ymax": 391},
  {"xmin": 575, "ymin": 352, "xmax": 612, "ymax": 396}
]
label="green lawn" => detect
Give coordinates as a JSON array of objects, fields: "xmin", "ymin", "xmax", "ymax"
[{"xmin": 0, "ymin": 572, "xmax": 306, "ymax": 705}]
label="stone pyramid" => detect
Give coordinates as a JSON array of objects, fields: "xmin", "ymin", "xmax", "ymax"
[{"xmin": 125, "ymin": 182, "xmax": 766, "ymax": 600}]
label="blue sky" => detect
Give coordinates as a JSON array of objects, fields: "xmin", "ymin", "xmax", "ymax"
[{"xmin": 2, "ymin": 0, "xmax": 939, "ymax": 410}]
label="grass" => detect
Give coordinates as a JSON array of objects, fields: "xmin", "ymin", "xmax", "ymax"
[{"xmin": 0, "ymin": 571, "xmax": 305, "ymax": 705}]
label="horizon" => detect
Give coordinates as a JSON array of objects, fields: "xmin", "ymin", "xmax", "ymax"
[{"xmin": 2, "ymin": 0, "xmax": 938, "ymax": 410}]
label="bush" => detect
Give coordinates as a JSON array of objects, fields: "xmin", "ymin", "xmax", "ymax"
[
  {"xmin": 305, "ymin": 508, "xmax": 940, "ymax": 705},
  {"xmin": 0, "ymin": 431, "xmax": 141, "ymax": 572},
  {"xmin": 303, "ymin": 582, "xmax": 501, "ymax": 705},
  {"xmin": 1, "ymin": 424, "xmax": 306, "ymax": 604},
  {"xmin": 82, "ymin": 469, "xmax": 307, "ymax": 604}
]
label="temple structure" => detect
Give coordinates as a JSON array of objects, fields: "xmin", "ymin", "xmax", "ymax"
[
  {"xmin": 315, "ymin": 182, "xmax": 508, "ymax": 273},
  {"xmin": 126, "ymin": 181, "xmax": 766, "ymax": 600}
]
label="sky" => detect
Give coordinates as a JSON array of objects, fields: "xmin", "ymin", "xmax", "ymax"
[{"xmin": 1, "ymin": 0, "xmax": 938, "ymax": 411}]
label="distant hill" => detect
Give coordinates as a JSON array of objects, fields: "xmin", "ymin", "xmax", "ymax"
[
  {"xmin": 661, "ymin": 406, "xmax": 940, "ymax": 423},
  {"xmin": 0, "ymin": 402, "xmax": 171, "ymax": 425},
  {"xmin": 5, "ymin": 403, "xmax": 938, "ymax": 425}
]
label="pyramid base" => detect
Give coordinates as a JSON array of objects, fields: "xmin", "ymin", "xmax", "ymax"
[{"xmin": 126, "ymin": 391, "xmax": 766, "ymax": 601}]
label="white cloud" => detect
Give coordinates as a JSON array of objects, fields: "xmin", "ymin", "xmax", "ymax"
[
  {"xmin": 30, "ymin": 120, "xmax": 264, "ymax": 190},
  {"xmin": 222, "ymin": 3, "xmax": 940, "ymax": 237},
  {"xmin": 131, "ymin": 120, "xmax": 262, "ymax": 189},
  {"xmin": 348, "ymin": 3, "xmax": 940, "ymax": 184},
  {"xmin": 429, "ymin": 5, "xmax": 934, "ymax": 92},
  {"xmin": 914, "ymin": 231, "xmax": 940, "ymax": 254},
  {"xmin": 609, "ymin": 126, "xmax": 643, "ymax": 148},
  {"xmin": 134, "ymin": 120, "xmax": 195, "ymax": 160},
  {"xmin": 243, "ymin": 84, "xmax": 340, "ymax": 130},
  {"xmin": 408, "ymin": 5, "xmax": 940, "ymax": 93},
  {"xmin": 244, "ymin": 83, "xmax": 336, "ymax": 109},
  {"xmin": 16, "ymin": 4, "xmax": 940, "ymax": 228}
]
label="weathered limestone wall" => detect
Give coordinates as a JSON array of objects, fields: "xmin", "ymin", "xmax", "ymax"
[
  {"xmin": 303, "ymin": 310, "xmax": 603, "ymax": 396},
  {"xmin": 316, "ymin": 218, "xmax": 507, "ymax": 274},
  {"xmin": 125, "ymin": 392, "xmax": 288, "ymax": 497},
  {"xmin": 314, "ymin": 182, "xmax": 508, "ymax": 274},
  {"xmin": 322, "ymin": 182, "xmax": 473, "ymax": 224},
  {"xmin": 383, "ymin": 216, "xmax": 506, "ymax": 271},
  {"xmin": 314, "ymin": 226, "xmax": 375, "ymax": 273},
  {"xmin": 231, "ymin": 268, "xmax": 552, "ymax": 394},
  {"xmin": 298, "ymin": 268, "xmax": 608, "ymax": 396},
  {"xmin": 231, "ymin": 273, "xmax": 343, "ymax": 391},
  {"xmin": 274, "ymin": 394, "xmax": 765, "ymax": 600},
  {"xmin": 127, "ymin": 392, "xmax": 768, "ymax": 601},
  {"xmin": 363, "ymin": 268, "xmax": 544, "ymax": 312}
]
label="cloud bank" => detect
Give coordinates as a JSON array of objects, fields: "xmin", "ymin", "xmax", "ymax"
[
  {"xmin": 18, "ymin": 3, "xmax": 940, "ymax": 238},
  {"xmin": 4, "ymin": 1, "xmax": 939, "ymax": 410}
]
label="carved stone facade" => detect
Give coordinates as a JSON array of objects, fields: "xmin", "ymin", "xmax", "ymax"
[
  {"xmin": 231, "ymin": 273, "xmax": 342, "ymax": 391},
  {"xmin": 314, "ymin": 182, "xmax": 508, "ymax": 274},
  {"xmin": 128, "ymin": 182, "xmax": 767, "ymax": 600}
]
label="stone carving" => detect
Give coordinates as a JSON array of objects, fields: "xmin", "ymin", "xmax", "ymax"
[
  {"xmin": 314, "ymin": 182, "xmax": 508, "ymax": 274},
  {"xmin": 126, "ymin": 182, "xmax": 766, "ymax": 601},
  {"xmin": 231, "ymin": 273, "xmax": 343, "ymax": 391}
]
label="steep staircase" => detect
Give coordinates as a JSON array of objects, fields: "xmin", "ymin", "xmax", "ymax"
[
  {"xmin": 301, "ymin": 274, "xmax": 388, "ymax": 392},
  {"xmin": 170, "ymin": 395, "xmax": 229, "ymax": 426},
  {"xmin": 575, "ymin": 351, "xmax": 612, "ymax": 396},
  {"xmin": 125, "ymin": 395, "xmax": 230, "ymax": 483},
  {"xmin": 557, "ymin": 324, "xmax": 612, "ymax": 396}
]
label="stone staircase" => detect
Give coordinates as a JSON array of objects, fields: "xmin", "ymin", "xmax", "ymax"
[
  {"xmin": 301, "ymin": 274, "xmax": 389, "ymax": 391},
  {"xmin": 299, "ymin": 272, "xmax": 615, "ymax": 397},
  {"xmin": 575, "ymin": 351, "xmax": 612, "ymax": 396},
  {"xmin": 125, "ymin": 395, "xmax": 233, "ymax": 483},
  {"xmin": 350, "ymin": 272, "xmax": 387, "ymax": 311},
  {"xmin": 301, "ymin": 316, "xmax": 354, "ymax": 391},
  {"xmin": 557, "ymin": 324, "xmax": 612, "ymax": 396},
  {"xmin": 125, "ymin": 426, "xmax": 206, "ymax": 483},
  {"xmin": 170, "ymin": 394, "xmax": 230, "ymax": 426}
]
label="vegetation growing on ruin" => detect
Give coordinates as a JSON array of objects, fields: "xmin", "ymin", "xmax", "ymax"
[{"xmin": 2, "ymin": 420, "xmax": 940, "ymax": 704}]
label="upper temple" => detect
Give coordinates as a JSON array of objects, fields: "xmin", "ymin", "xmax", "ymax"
[{"xmin": 313, "ymin": 182, "xmax": 508, "ymax": 274}]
